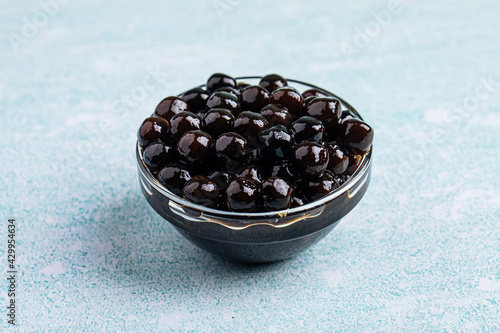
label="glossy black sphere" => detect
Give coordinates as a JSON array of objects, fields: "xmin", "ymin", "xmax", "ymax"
[
  {"xmin": 303, "ymin": 170, "xmax": 339, "ymax": 202},
  {"xmin": 233, "ymin": 111, "xmax": 269, "ymax": 145},
  {"xmin": 290, "ymin": 194, "xmax": 307, "ymax": 208},
  {"xmin": 291, "ymin": 142, "xmax": 329, "ymax": 176},
  {"xmin": 181, "ymin": 87, "xmax": 210, "ymax": 112},
  {"xmin": 345, "ymin": 155, "xmax": 361, "ymax": 175},
  {"xmin": 176, "ymin": 130, "xmax": 213, "ymax": 165},
  {"xmin": 158, "ymin": 164, "xmax": 192, "ymax": 196},
  {"xmin": 169, "ymin": 111, "xmax": 201, "ymax": 140},
  {"xmin": 290, "ymin": 116, "xmax": 325, "ymax": 143},
  {"xmin": 341, "ymin": 119, "xmax": 374, "ymax": 155},
  {"xmin": 137, "ymin": 117, "xmax": 170, "ymax": 147},
  {"xmin": 213, "ymin": 86, "xmax": 241, "ymax": 98},
  {"xmin": 154, "ymin": 96, "xmax": 190, "ymax": 122},
  {"xmin": 206, "ymin": 92, "xmax": 241, "ymax": 116},
  {"xmin": 326, "ymin": 142, "xmax": 349, "ymax": 174},
  {"xmin": 260, "ymin": 104, "xmax": 292, "ymax": 127},
  {"xmin": 215, "ymin": 132, "xmax": 248, "ymax": 166},
  {"xmin": 143, "ymin": 142, "xmax": 175, "ymax": 171},
  {"xmin": 236, "ymin": 165, "xmax": 263, "ymax": 182},
  {"xmin": 305, "ymin": 97, "xmax": 341, "ymax": 132},
  {"xmin": 259, "ymin": 125, "xmax": 293, "ymax": 161},
  {"xmin": 240, "ymin": 85, "xmax": 271, "ymax": 112},
  {"xmin": 226, "ymin": 178, "xmax": 260, "ymax": 212},
  {"xmin": 259, "ymin": 74, "xmax": 288, "ymax": 93},
  {"xmin": 270, "ymin": 87, "xmax": 304, "ymax": 116},
  {"xmin": 302, "ymin": 88, "xmax": 328, "ymax": 98},
  {"xmin": 183, "ymin": 175, "xmax": 219, "ymax": 208},
  {"xmin": 206, "ymin": 73, "xmax": 237, "ymax": 93},
  {"xmin": 207, "ymin": 170, "xmax": 232, "ymax": 190},
  {"xmin": 202, "ymin": 108, "xmax": 234, "ymax": 137},
  {"xmin": 303, "ymin": 96, "xmax": 317, "ymax": 109},
  {"xmin": 269, "ymin": 162, "xmax": 298, "ymax": 184},
  {"xmin": 261, "ymin": 177, "xmax": 293, "ymax": 211}
]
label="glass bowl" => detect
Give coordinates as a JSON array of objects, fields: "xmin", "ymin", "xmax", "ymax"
[{"xmin": 136, "ymin": 77, "xmax": 372, "ymax": 263}]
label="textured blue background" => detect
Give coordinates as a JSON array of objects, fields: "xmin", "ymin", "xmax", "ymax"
[{"xmin": 1, "ymin": 0, "xmax": 499, "ymax": 331}]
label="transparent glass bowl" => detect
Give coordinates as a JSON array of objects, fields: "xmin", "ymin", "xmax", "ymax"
[{"xmin": 136, "ymin": 77, "xmax": 372, "ymax": 263}]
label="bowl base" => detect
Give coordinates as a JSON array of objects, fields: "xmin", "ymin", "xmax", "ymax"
[{"xmin": 174, "ymin": 221, "xmax": 341, "ymax": 263}]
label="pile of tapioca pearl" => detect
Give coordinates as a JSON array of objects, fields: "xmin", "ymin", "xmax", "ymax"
[{"xmin": 137, "ymin": 73, "xmax": 373, "ymax": 212}]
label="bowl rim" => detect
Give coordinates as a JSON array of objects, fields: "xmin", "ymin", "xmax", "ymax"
[{"xmin": 136, "ymin": 76, "xmax": 372, "ymax": 219}]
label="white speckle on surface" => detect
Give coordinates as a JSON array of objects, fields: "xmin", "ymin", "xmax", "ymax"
[
  {"xmin": 423, "ymin": 106, "xmax": 454, "ymax": 124},
  {"xmin": 69, "ymin": 241, "xmax": 83, "ymax": 252},
  {"xmin": 477, "ymin": 278, "xmax": 500, "ymax": 291},
  {"xmin": 158, "ymin": 311, "xmax": 188, "ymax": 327},
  {"xmin": 470, "ymin": 112, "xmax": 500, "ymax": 128},
  {"xmin": 65, "ymin": 113, "xmax": 106, "ymax": 126},
  {"xmin": 96, "ymin": 241, "xmax": 114, "ymax": 254},
  {"xmin": 487, "ymin": 196, "xmax": 500, "ymax": 206},
  {"xmin": 45, "ymin": 215, "xmax": 57, "ymax": 225},
  {"xmin": 40, "ymin": 261, "xmax": 65, "ymax": 275},
  {"xmin": 321, "ymin": 270, "xmax": 344, "ymax": 289}
]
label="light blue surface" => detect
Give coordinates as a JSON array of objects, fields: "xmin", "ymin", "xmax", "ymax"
[{"xmin": 1, "ymin": 0, "xmax": 500, "ymax": 331}]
